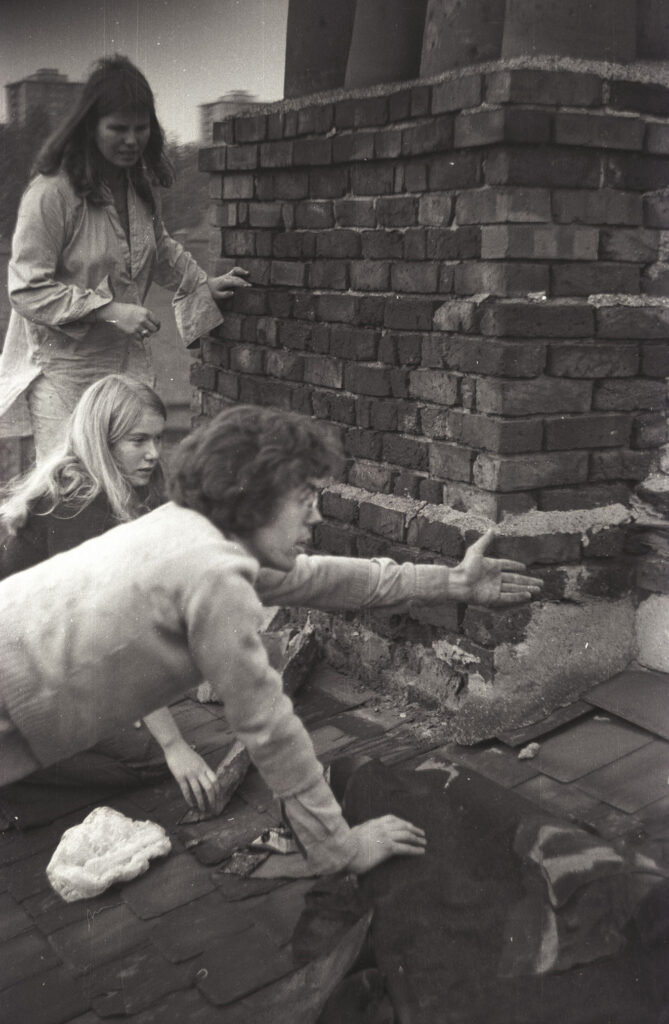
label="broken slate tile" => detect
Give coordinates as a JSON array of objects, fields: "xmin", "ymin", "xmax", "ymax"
[
  {"xmin": 249, "ymin": 878, "xmax": 316, "ymax": 947},
  {"xmin": 0, "ymin": 891, "xmax": 33, "ymax": 940},
  {"xmin": 3, "ymin": 847, "xmax": 54, "ymax": 902},
  {"xmin": 122, "ymin": 852, "xmax": 215, "ymax": 919},
  {"xmin": 532, "ymin": 714, "xmax": 653, "ymax": 782},
  {"xmin": 48, "ymin": 902, "xmax": 151, "ymax": 972},
  {"xmin": 496, "ymin": 700, "xmax": 591, "ymax": 747},
  {"xmin": 513, "ymin": 774, "xmax": 605, "ymax": 823},
  {"xmin": 0, "ymin": 927, "xmax": 60, "ymax": 989},
  {"xmin": 195, "ymin": 925, "xmax": 294, "ymax": 1005},
  {"xmin": 148, "ymin": 890, "xmax": 256, "ymax": 963},
  {"xmin": 435, "ymin": 741, "xmax": 540, "ymax": 788},
  {"xmin": 22, "ymin": 885, "xmax": 124, "ymax": 936},
  {"xmin": 585, "ymin": 669, "xmax": 669, "ymax": 742},
  {"xmin": 211, "ymin": 871, "xmax": 287, "ymax": 901},
  {"xmin": 120, "ymin": 984, "xmax": 231, "ymax": 1024},
  {"xmin": 0, "ymin": 964, "xmax": 89, "ymax": 1024},
  {"xmin": 574, "ymin": 739, "xmax": 669, "ymax": 813}
]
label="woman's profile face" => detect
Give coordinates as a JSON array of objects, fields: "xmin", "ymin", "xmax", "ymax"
[
  {"xmin": 95, "ymin": 109, "xmax": 151, "ymax": 169},
  {"xmin": 112, "ymin": 409, "xmax": 165, "ymax": 488}
]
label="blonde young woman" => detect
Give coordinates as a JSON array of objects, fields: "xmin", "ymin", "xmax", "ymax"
[{"xmin": 0, "ymin": 374, "xmax": 223, "ymax": 827}]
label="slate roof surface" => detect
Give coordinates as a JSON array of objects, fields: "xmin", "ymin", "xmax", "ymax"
[{"xmin": 1, "ymin": 662, "xmax": 668, "ymax": 1023}]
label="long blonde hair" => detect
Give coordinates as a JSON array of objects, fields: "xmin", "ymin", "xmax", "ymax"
[{"xmin": 1, "ymin": 375, "xmax": 167, "ymax": 534}]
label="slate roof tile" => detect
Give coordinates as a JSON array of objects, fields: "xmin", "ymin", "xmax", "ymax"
[
  {"xmin": 585, "ymin": 669, "xmax": 669, "ymax": 742},
  {"xmin": 121, "ymin": 852, "xmax": 216, "ymax": 919},
  {"xmin": 0, "ymin": 927, "xmax": 60, "ymax": 989},
  {"xmin": 47, "ymin": 902, "xmax": 151, "ymax": 973},
  {"xmin": 574, "ymin": 739, "xmax": 669, "ymax": 813},
  {"xmin": 532, "ymin": 713, "xmax": 653, "ymax": 782},
  {"xmin": 86, "ymin": 942, "xmax": 197, "ymax": 1015},
  {"xmin": 195, "ymin": 926, "xmax": 295, "ymax": 1006},
  {"xmin": 148, "ymin": 890, "xmax": 256, "ymax": 963},
  {"xmin": 22, "ymin": 885, "xmax": 124, "ymax": 937},
  {"xmin": 436, "ymin": 741, "xmax": 541, "ymax": 787},
  {"xmin": 0, "ymin": 964, "xmax": 89, "ymax": 1024},
  {"xmin": 0, "ymin": 890, "xmax": 33, "ymax": 940}
]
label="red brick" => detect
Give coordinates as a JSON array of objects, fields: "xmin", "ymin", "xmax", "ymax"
[
  {"xmin": 293, "ymin": 137, "xmax": 332, "ymax": 166},
  {"xmin": 642, "ymin": 263, "xmax": 669, "ymax": 296},
  {"xmin": 481, "ymin": 224, "xmax": 598, "ymax": 260},
  {"xmin": 455, "ymin": 261, "xmax": 549, "ymax": 296},
  {"xmin": 309, "ymin": 260, "xmax": 349, "ymax": 290},
  {"xmin": 403, "ymin": 227, "xmax": 428, "ymax": 259},
  {"xmin": 379, "ymin": 332, "xmax": 424, "ymax": 366},
  {"xmin": 350, "ymin": 260, "xmax": 390, "ymax": 291},
  {"xmin": 551, "ymin": 263, "xmax": 640, "ymax": 297},
  {"xmin": 361, "ymin": 230, "xmax": 405, "ymax": 259},
  {"xmin": 257, "ymin": 170, "xmax": 309, "ymax": 200},
  {"xmin": 544, "ymin": 412, "xmax": 631, "ymax": 450},
  {"xmin": 632, "ymin": 411, "xmax": 668, "ymax": 448},
  {"xmin": 266, "ymin": 291, "xmax": 294, "ymax": 317},
  {"xmin": 449, "ymin": 410, "xmax": 543, "ymax": 453},
  {"xmin": 644, "ymin": 193, "xmax": 669, "ymax": 228},
  {"xmin": 431, "ymin": 74, "xmax": 483, "ymax": 113},
  {"xmin": 344, "ymin": 363, "xmax": 392, "ymax": 396},
  {"xmin": 265, "ymin": 350, "xmax": 304, "ymax": 381},
  {"xmin": 234, "ymin": 114, "xmax": 267, "ymax": 143},
  {"xmin": 539, "ymin": 483, "xmax": 632, "ymax": 512},
  {"xmin": 603, "ymin": 152, "xmax": 669, "ymax": 192},
  {"xmin": 596, "ymin": 305, "xmax": 669, "ymax": 339},
  {"xmin": 296, "ymin": 103, "xmax": 334, "ymax": 135},
  {"xmin": 600, "ymin": 228, "xmax": 661, "ymax": 262},
  {"xmin": 455, "ymin": 186, "xmax": 551, "ymax": 224},
  {"xmin": 267, "ymin": 110, "xmax": 284, "ymax": 139},
  {"xmin": 407, "ymin": 508, "xmax": 467, "ymax": 556},
  {"xmin": 198, "ymin": 145, "xmax": 227, "ymax": 172},
  {"xmin": 230, "ymin": 344, "xmax": 264, "ymax": 375},
  {"xmin": 474, "ymin": 450, "xmax": 588, "ymax": 491},
  {"xmin": 309, "ymin": 167, "xmax": 349, "ymax": 198},
  {"xmin": 294, "ymin": 200, "xmax": 334, "ymax": 229},
  {"xmin": 222, "ymin": 173, "xmax": 255, "ymax": 200},
  {"xmin": 190, "ymin": 362, "xmax": 217, "ymax": 391},
  {"xmin": 384, "ymin": 296, "xmax": 439, "ymax": 330},
  {"xmin": 315, "ymin": 230, "xmax": 361, "ymax": 258},
  {"xmin": 549, "ymin": 341, "xmax": 639, "ymax": 378},
  {"xmin": 312, "ymin": 389, "xmax": 356, "ymax": 424},
  {"xmin": 329, "ymin": 326, "xmax": 379, "ymax": 361},
  {"xmin": 590, "ymin": 448, "xmax": 651, "ymax": 481},
  {"xmin": 426, "ymin": 226, "xmax": 480, "ymax": 259},
  {"xmin": 416, "ymin": 405, "xmax": 449, "ymax": 439},
  {"xmin": 552, "ymin": 188, "xmax": 642, "ymax": 226},
  {"xmin": 226, "ymin": 144, "xmax": 258, "ymax": 170},
  {"xmin": 477, "ymin": 377, "xmax": 592, "ymax": 415},
  {"xmin": 428, "ymin": 152, "xmax": 481, "ymax": 189},
  {"xmin": 454, "ymin": 107, "xmax": 552, "ymax": 148},
  {"xmin": 486, "ymin": 70, "xmax": 602, "ymax": 107},
  {"xmin": 485, "ymin": 147, "xmax": 600, "ymax": 188},
  {"xmin": 316, "ymin": 293, "xmax": 359, "ymax": 324},
  {"xmin": 303, "ymin": 356, "xmax": 344, "ymax": 387},
  {"xmin": 432, "ymin": 296, "xmax": 485, "ymax": 333},
  {"xmin": 402, "ymin": 116, "xmax": 454, "ymax": 156},
  {"xmin": 383, "ymin": 433, "xmax": 430, "ymax": 470},
  {"xmin": 212, "ymin": 314, "xmax": 243, "ymax": 342},
  {"xmin": 480, "ymin": 299, "xmax": 594, "ymax": 338},
  {"xmin": 376, "ymin": 196, "xmax": 418, "ymax": 227},
  {"xmin": 429, "ymin": 442, "xmax": 474, "ymax": 481},
  {"xmin": 350, "ymin": 163, "xmax": 395, "ymax": 195},
  {"xmin": 212, "ymin": 119, "xmax": 234, "ymax": 144},
  {"xmin": 402, "ymin": 161, "xmax": 429, "ymax": 192},
  {"xmin": 357, "ymin": 295, "xmax": 386, "ymax": 326},
  {"xmin": 442, "ymin": 336, "xmax": 547, "ymax": 377},
  {"xmin": 418, "ymin": 478, "xmax": 445, "ymax": 503},
  {"xmin": 608, "ymin": 80, "xmax": 669, "ymax": 116},
  {"xmin": 439, "ymin": 263, "xmax": 455, "ymax": 293},
  {"xmin": 391, "ymin": 261, "xmax": 439, "ymax": 293},
  {"xmin": 374, "ymin": 128, "xmax": 403, "ymax": 160},
  {"xmin": 594, "ymin": 379, "xmax": 667, "ymax": 411},
  {"xmin": 278, "ymin": 320, "xmax": 311, "ymax": 349},
  {"xmin": 359, "ymin": 495, "xmax": 409, "ymax": 540},
  {"xmin": 642, "ymin": 342, "xmax": 669, "ymax": 377},
  {"xmin": 269, "ymin": 260, "xmax": 306, "ymax": 287},
  {"xmin": 332, "ymin": 131, "xmax": 375, "ymax": 164},
  {"xmin": 348, "ymin": 459, "xmax": 394, "ymax": 492},
  {"xmin": 272, "ymin": 231, "xmax": 316, "ymax": 259},
  {"xmin": 418, "ymin": 194, "xmax": 453, "ymax": 226},
  {"xmin": 334, "ymin": 198, "xmax": 376, "ymax": 227},
  {"xmin": 408, "ymin": 368, "xmax": 459, "ymax": 405},
  {"xmin": 556, "ymin": 112, "xmax": 644, "ymax": 150},
  {"xmin": 345, "ymin": 427, "xmax": 383, "ymax": 460},
  {"xmin": 256, "ymin": 317, "xmax": 277, "ymax": 347},
  {"xmin": 314, "ymin": 521, "xmax": 358, "ymax": 556}
]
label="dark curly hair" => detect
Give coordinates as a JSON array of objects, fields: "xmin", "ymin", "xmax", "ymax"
[
  {"xmin": 33, "ymin": 54, "xmax": 173, "ymax": 212},
  {"xmin": 168, "ymin": 406, "xmax": 343, "ymax": 535}
]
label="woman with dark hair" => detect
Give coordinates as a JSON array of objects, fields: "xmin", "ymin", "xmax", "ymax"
[
  {"xmin": 0, "ymin": 403, "xmax": 542, "ymax": 872},
  {"xmin": 0, "ymin": 374, "xmax": 223, "ymax": 826},
  {"xmin": 0, "ymin": 54, "xmax": 249, "ymax": 459}
]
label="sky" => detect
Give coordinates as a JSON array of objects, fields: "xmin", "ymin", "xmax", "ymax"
[{"xmin": 0, "ymin": 0, "xmax": 289, "ymax": 142}]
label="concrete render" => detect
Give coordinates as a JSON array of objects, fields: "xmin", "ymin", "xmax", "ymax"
[{"xmin": 636, "ymin": 594, "xmax": 669, "ymax": 673}]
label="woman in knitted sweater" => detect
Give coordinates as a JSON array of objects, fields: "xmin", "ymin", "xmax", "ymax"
[{"xmin": 0, "ymin": 374, "xmax": 223, "ymax": 827}]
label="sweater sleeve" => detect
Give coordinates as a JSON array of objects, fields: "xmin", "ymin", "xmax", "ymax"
[
  {"xmin": 0, "ymin": 516, "xmax": 48, "ymax": 580},
  {"xmin": 257, "ymin": 554, "xmax": 455, "ymax": 611},
  {"xmin": 184, "ymin": 556, "xmax": 357, "ymax": 873},
  {"xmin": 8, "ymin": 177, "xmax": 113, "ymax": 337},
  {"xmin": 152, "ymin": 218, "xmax": 223, "ymax": 346}
]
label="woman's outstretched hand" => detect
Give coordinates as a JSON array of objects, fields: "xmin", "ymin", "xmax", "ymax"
[
  {"xmin": 208, "ymin": 266, "xmax": 251, "ymax": 301},
  {"xmin": 348, "ymin": 815, "xmax": 427, "ymax": 874},
  {"xmin": 449, "ymin": 528, "xmax": 543, "ymax": 606}
]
